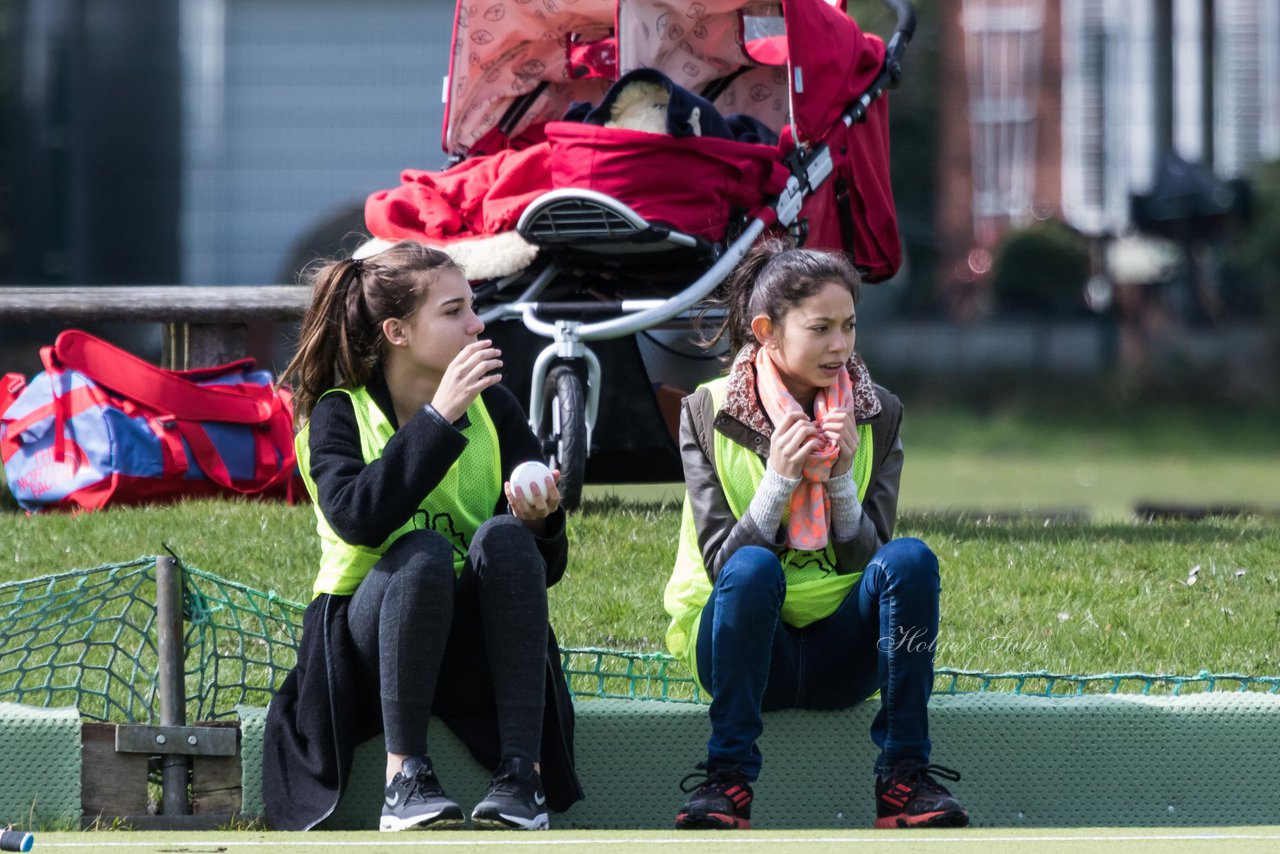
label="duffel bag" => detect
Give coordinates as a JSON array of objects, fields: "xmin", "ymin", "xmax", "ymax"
[{"xmin": 0, "ymin": 329, "xmax": 300, "ymax": 512}]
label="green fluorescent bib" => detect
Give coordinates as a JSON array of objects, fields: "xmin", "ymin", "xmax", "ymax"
[
  {"xmin": 664, "ymin": 376, "xmax": 873, "ymax": 676},
  {"xmin": 297, "ymin": 387, "xmax": 502, "ymax": 598}
]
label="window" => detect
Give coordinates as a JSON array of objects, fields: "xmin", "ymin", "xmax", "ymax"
[{"xmin": 962, "ymin": 0, "xmax": 1045, "ymax": 242}]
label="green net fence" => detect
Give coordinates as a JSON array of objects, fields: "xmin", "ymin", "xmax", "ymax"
[{"xmin": 2, "ymin": 557, "xmax": 1278, "ymax": 723}]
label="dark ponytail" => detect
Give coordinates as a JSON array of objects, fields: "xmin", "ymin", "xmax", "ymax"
[
  {"xmin": 700, "ymin": 240, "xmax": 862, "ymax": 362},
  {"xmin": 280, "ymin": 241, "xmax": 462, "ymax": 423}
]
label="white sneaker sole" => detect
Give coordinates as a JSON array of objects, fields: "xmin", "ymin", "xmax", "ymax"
[
  {"xmin": 380, "ymin": 807, "xmax": 466, "ymax": 832},
  {"xmin": 471, "ymin": 810, "xmax": 550, "ymax": 830}
]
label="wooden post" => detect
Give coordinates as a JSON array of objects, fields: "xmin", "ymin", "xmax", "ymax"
[
  {"xmin": 81, "ymin": 555, "xmax": 240, "ymax": 827},
  {"xmin": 155, "ymin": 555, "xmax": 191, "ymax": 816},
  {"xmin": 161, "ymin": 322, "xmax": 250, "ymax": 370}
]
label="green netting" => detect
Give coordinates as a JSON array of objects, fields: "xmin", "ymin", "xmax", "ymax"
[
  {"xmin": 0, "ymin": 557, "xmax": 303, "ymax": 722},
  {"xmin": 562, "ymin": 646, "xmax": 708, "ymax": 703},
  {"xmin": 1, "ymin": 557, "xmax": 1277, "ymax": 722},
  {"xmin": 933, "ymin": 668, "xmax": 1280, "ymax": 696}
]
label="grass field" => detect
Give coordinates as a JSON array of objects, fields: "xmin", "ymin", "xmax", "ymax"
[
  {"xmin": 2, "ymin": 402, "xmax": 1277, "ymax": 677},
  {"xmin": 583, "ymin": 401, "xmax": 1280, "ymax": 521},
  {"xmin": 1, "ymin": 500, "xmax": 1278, "ymax": 677},
  {"xmin": 23, "ymin": 827, "xmax": 1280, "ymax": 853},
  {"xmin": 896, "ymin": 402, "xmax": 1280, "ymax": 521}
]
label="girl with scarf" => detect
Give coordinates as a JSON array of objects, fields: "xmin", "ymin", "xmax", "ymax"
[{"xmin": 663, "ymin": 241, "xmax": 968, "ymax": 830}]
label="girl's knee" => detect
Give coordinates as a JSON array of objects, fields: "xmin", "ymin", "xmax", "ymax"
[
  {"xmin": 879, "ymin": 537, "xmax": 940, "ymax": 589},
  {"xmin": 718, "ymin": 546, "xmax": 785, "ymax": 595},
  {"xmin": 470, "ymin": 514, "xmax": 545, "ymax": 584},
  {"xmin": 382, "ymin": 529, "xmax": 455, "ymax": 585},
  {"xmin": 471, "ymin": 513, "xmax": 535, "ymax": 554}
]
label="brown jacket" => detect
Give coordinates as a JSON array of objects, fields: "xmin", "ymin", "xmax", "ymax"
[{"xmin": 680, "ymin": 344, "xmax": 904, "ymax": 582}]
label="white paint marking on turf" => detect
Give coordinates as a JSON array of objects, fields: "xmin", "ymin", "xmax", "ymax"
[{"xmin": 32, "ymin": 832, "xmax": 1280, "ymax": 847}]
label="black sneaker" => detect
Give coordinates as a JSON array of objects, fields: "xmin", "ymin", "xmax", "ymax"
[
  {"xmin": 379, "ymin": 756, "xmax": 465, "ymax": 831},
  {"xmin": 470, "ymin": 756, "xmax": 550, "ymax": 830},
  {"xmin": 874, "ymin": 763, "xmax": 970, "ymax": 828},
  {"xmin": 674, "ymin": 762, "xmax": 753, "ymax": 829}
]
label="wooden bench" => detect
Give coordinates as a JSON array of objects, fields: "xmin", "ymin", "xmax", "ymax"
[{"xmin": 0, "ymin": 286, "xmax": 309, "ymax": 369}]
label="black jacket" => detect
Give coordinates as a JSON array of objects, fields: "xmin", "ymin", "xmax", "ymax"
[{"xmin": 262, "ymin": 377, "xmax": 582, "ymax": 830}]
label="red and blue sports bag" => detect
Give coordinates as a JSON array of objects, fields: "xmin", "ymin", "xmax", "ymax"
[{"xmin": 0, "ymin": 330, "xmax": 300, "ymax": 512}]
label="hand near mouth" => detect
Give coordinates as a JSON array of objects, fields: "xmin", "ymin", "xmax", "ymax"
[
  {"xmin": 768, "ymin": 410, "xmax": 824, "ymax": 479},
  {"xmin": 820, "ymin": 407, "xmax": 859, "ymax": 477}
]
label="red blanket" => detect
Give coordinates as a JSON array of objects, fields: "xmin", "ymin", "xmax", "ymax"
[{"xmin": 364, "ymin": 142, "xmax": 553, "ymax": 241}]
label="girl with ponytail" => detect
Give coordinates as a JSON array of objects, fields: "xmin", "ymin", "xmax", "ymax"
[
  {"xmin": 266, "ymin": 241, "xmax": 581, "ymax": 832},
  {"xmin": 667, "ymin": 241, "xmax": 969, "ymax": 830}
]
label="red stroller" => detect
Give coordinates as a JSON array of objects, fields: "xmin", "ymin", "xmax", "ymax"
[{"xmin": 364, "ymin": 0, "xmax": 916, "ymax": 508}]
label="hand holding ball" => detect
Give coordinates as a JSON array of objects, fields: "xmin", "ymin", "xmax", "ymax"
[{"xmin": 509, "ymin": 460, "xmax": 553, "ymax": 498}]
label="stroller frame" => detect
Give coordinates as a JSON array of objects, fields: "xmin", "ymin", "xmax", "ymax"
[{"xmin": 384, "ymin": 0, "xmax": 918, "ymax": 508}]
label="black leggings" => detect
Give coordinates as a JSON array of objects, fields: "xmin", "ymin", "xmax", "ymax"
[{"xmin": 347, "ymin": 514, "xmax": 549, "ymax": 761}]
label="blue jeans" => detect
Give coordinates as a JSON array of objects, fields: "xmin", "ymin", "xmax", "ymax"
[{"xmin": 695, "ymin": 539, "xmax": 940, "ymax": 780}]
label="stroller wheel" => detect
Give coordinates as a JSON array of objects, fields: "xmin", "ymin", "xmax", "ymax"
[{"xmin": 538, "ymin": 365, "xmax": 587, "ymax": 511}]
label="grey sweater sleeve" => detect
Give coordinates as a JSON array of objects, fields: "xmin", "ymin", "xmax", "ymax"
[
  {"xmin": 746, "ymin": 467, "xmax": 800, "ymax": 541},
  {"xmin": 827, "ymin": 470, "xmax": 865, "ymax": 540}
]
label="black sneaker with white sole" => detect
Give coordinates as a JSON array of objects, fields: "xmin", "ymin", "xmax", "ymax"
[
  {"xmin": 379, "ymin": 756, "xmax": 465, "ymax": 831},
  {"xmin": 470, "ymin": 756, "xmax": 550, "ymax": 830}
]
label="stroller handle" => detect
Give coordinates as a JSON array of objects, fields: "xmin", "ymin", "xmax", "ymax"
[
  {"xmin": 846, "ymin": 0, "xmax": 917, "ymax": 125},
  {"xmin": 881, "ymin": 0, "xmax": 917, "ymax": 50},
  {"xmin": 881, "ymin": 0, "xmax": 916, "ymax": 81}
]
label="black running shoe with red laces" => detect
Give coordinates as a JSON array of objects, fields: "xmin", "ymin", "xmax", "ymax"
[
  {"xmin": 875, "ymin": 763, "xmax": 970, "ymax": 828},
  {"xmin": 674, "ymin": 762, "xmax": 754, "ymax": 829}
]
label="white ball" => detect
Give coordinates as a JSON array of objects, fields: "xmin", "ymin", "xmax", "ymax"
[{"xmin": 509, "ymin": 460, "xmax": 553, "ymax": 498}]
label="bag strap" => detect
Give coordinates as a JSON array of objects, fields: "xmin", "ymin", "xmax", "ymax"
[
  {"xmin": 176, "ymin": 420, "xmax": 296, "ymax": 496},
  {"xmin": 52, "ymin": 330, "xmax": 273, "ymax": 424},
  {"xmin": 39, "ymin": 345, "xmax": 71, "ymax": 462},
  {"xmin": 174, "ymin": 359, "xmax": 258, "ymax": 382},
  {"xmin": 0, "ymin": 374, "xmax": 25, "ymax": 416}
]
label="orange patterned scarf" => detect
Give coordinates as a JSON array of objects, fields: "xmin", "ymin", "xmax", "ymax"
[{"xmin": 753, "ymin": 345, "xmax": 853, "ymax": 550}]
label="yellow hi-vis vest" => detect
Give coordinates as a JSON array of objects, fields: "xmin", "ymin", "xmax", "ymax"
[
  {"xmin": 297, "ymin": 387, "xmax": 502, "ymax": 598},
  {"xmin": 663, "ymin": 376, "xmax": 873, "ymax": 677}
]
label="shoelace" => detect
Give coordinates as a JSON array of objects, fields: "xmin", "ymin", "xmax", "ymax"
[
  {"xmin": 486, "ymin": 765, "xmax": 534, "ymax": 800},
  {"xmin": 679, "ymin": 761, "xmax": 747, "ymax": 794},
  {"xmin": 409, "ymin": 767, "xmax": 447, "ymax": 800},
  {"xmin": 890, "ymin": 763, "xmax": 961, "ymax": 798},
  {"xmin": 916, "ymin": 764, "xmax": 962, "ymax": 785}
]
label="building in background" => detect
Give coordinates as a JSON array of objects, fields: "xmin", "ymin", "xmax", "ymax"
[
  {"xmin": 936, "ymin": 0, "xmax": 1280, "ymax": 318},
  {"xmin": 3, "ymin": 0, "xmax": 454, "ymax": 288}
]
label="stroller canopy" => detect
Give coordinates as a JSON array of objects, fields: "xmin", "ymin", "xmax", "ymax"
[
  {"xmin": 443, "ymin": 0, "xmax": 889, "ymax": 156},
  {"xmin": 443, "ymin": 0, "xmax": 616, "ymax": 156}
]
